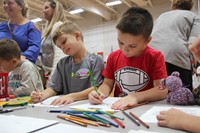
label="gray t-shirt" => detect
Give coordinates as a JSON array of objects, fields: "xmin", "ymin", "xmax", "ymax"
[
  {"xmin": 48, "ymin": 52, "xmax": 104, "ymax": 94},
  {"xmin": 150, "ymin": 10, "xmax": 200, "ymax": 70},
  {"xmin": 9, "ymin": 60, "xmax": 44, "ymax": 96}
]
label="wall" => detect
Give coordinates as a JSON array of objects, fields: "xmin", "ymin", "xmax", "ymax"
[{"xmin": 76, "ymin": 1, "xmax": 171, "ymax": 62}]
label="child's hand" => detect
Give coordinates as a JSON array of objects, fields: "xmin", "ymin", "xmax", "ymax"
[
  {"xmin": 88, "ymin": 90, "xmax": 105, "ymax": 104},
  {"xmin": 112, "ymin": 95, "xmax": 138, "ymax": 110},
  {"xmin": 156, "ymin": 108, "xmax": 188, "ymax": 130},
  {"xmin": 50, "ymin": 94, "xmax": 74, "ymax": 105},
  {"xmin": 30, "ymin": 91, "xmax": 43, "ymax": 103}
]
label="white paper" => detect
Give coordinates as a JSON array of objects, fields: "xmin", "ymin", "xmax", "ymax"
[
  {"xmin": 140, "ymin": 106, "xmax": 200, "ymax": 123},
  {"xmin": 128, "ymin": 130, "xmax": 160, "ymax": 133},
  {"xmin": 29, "ymin": 96, "xmax": 63, "ymax": 108},
  {"xmin": 70, "ymin": 97, "xmax": 121, "ymax": 112},
  {"xmin": 0, "ymin": 115, "xmax": 58, "ymax": 133},
  {"xmin": 35, "ymin": 123, "xmax": 120, "ymax": 133}
]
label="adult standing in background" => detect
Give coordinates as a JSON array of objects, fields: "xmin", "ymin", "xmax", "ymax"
[
  {"xmin": 0, "ymin": 0, "xmax": 41, "ymax": 63},
  {"xmin": 150, "ymin": 0, "xmax": 200, "ymax": 91},
  {"xmin": 39, "ymin": 0, "xmax": 66, "ymax": 81}
]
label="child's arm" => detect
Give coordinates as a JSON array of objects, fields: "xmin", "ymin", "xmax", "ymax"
[
  {"xmin": 88, "ymin": 78, "xmax": 114, "ymax": 104},
  {"xmin": 112, "ymin": 79, "xmax": 168, "ymax": 110},
  {"xmin": 157, "ymin": 108, "xmax": 200, "ymax": 133},
  {"xmin": 50, "ymin": 87, "xmax": 95, "ymax": 105},
  {"xmin": 132, "ymin": 79, "xmax": 168, "ymax": 103}
]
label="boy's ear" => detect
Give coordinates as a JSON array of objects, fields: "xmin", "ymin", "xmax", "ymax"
[
  {"xmin": 74, "ymin": 31, "xmax": 81, "ymax": 40},
  {"xmin": 12, "ymin": 58, "xmax": 18, "ymax": 65},
  {"xmin": 146, "ymin": 36, "xmax": 152, "ymax": 44}
]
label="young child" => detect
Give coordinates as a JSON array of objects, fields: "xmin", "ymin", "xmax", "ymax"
[
  {"xmin": 88, "ymin": 7, "xmax": 168, "ymax": 110},
  {"xmin": 156, "ymin": 37, "xmax": 200, "ymax": 133},
  {"xmin": 30, "ymin": 21, "xmax": 104, "ymax": 105},
  {"xmin": 0, "ymin": 39, "xmax": 44, "ymax": 96}
]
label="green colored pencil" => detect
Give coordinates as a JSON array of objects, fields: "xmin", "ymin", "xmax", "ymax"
[{"xmin": 90, "ymin": 71, "xmax": 100, "ymax": 95}]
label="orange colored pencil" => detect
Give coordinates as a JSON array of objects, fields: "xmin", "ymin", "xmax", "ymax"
[
  {"xmin": 57, "ymin": 115, "xmax": 87, "ymax": 127},
  {"xmin": 69, "ymin": 115, "xmax": 99, "ymax": 126}
]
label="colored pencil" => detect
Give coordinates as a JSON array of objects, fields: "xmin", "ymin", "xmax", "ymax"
[
  {"xmin": 97, "ymin": 122, "xmax": 111, "ymax": 127},
  {"xmin": 92, "ymin": 114, "xmax": 118, "ymax": 127},
  {"xmin": 66, "ymin": 113, "xmax": 98, "ymax": 121},
  {"xmin": 90, "ymin": 71, "xmax": 100, "ymax": 95},
  {"xmin": 123, "ymin": 102, "xmax": 149, "ymax": 110},
  {"xmin": 48, "ymin": 110, "xmax": 100, "ymax": 114},
  {"xmin": 57, "ymin": 115, "xmax": 87, "ymax": 127},
  {"xmin": 68, "ymin": 115, "xmax": 99, "ymax": 126},
  {"xmin": 112, "ymin": 117, "xmax": 125, "ymax": 128},
  {"xmin": 129, "ymin": 112, "xmax": 149, "ymax": 128},
  {"xmin": 96, "ymin": 109, "xmax": 124, "ymax": 120},
  {"xmin": 83, "ymin": 112, "xmax": 109, "ymax": 124},
  {"xmin": 122, "ymin": 111, "xmax": 140, "ymax": 126}
]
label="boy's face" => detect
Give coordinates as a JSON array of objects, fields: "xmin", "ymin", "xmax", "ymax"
[
  {"xmin": 55, "ymin": 32, "xmax": 81, "ymax": 56},
  {"xmin": 0, "ymin": 58, "xmax": 15, "ymax": 73},
  {"xmin": 117, "ymin": 30, "xmax": 151, "ymax": 58}
]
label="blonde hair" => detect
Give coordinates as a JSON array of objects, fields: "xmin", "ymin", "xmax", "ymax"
[
  {"xmin": 171, "ymin": 0, "xmax": 196, "ymax": 10},
  {"xmin": 52, "ymin": 21, "xmax": 83, "ymax": 43},
  {"xmin": 15, "ymin": 0, "xmax": 28, "ymax": 17},
  {"xmin": 42, "ymin": 0, "xmax": 67, "ymax": 38}
]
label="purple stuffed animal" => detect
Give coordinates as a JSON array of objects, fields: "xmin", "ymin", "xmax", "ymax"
[{"xmin": 161, "ymin": 71, "xmax": 195, "ymax": 105}]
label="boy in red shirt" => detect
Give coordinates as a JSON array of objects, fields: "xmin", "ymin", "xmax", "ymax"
[{"xmin": 89, "ymin": 7, "xmax": 168, "ymax": 110}]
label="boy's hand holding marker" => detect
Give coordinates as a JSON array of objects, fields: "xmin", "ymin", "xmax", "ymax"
[{"xmin": 89, "ymin": 71, "xmax": 105, "ymax": 104}]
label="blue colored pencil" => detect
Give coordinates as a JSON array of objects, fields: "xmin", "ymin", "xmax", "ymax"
[{"xmin": 92, "ymin": 114, "xmax": 118, "ymax": 127}]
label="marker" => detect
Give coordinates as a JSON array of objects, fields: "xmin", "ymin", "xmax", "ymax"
[
  {"xmin": 0, "ymin": 97, "xmax": 9, "ymax": 102},
  {"xmin": 0, "ymin": 106, "xmax": 27, "ymax": 113}
]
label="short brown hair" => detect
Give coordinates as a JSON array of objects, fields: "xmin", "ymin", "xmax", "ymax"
[
  {"xmin": 116, "ymin": 7, "xmax": 153, "ymax": 40},
  {"xmin": 171, "ymin": 0, "xmax": 195, "ymax": 10},
  {"xmin": 0, "ymin": 39, "xmax": 21, "ymax": 60},
  {"xmin": 52, "ymin": 21, "xmax": 83, "ymax": 43}
]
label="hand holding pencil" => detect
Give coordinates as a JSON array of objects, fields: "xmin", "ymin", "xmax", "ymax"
[
  {"xmin": 30, "ymin": 79, "xmax": 43, "ymax": 104},
  {"xmin": 88, "ymin": 71, "xmax": 105, "ymax": 104},
  {"xmin": 88, "ymin": 89, "xmax": 105, "ymax": 105}
]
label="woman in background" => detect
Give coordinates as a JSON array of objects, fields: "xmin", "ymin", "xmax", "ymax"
[
  {"xmin": 39, "ymin": 0, "xmax": 67, "ymax": 83},
  {"xmin": 0, "ymin": 0, "xmax": 41, "ymax": 63},
  {"xmin": 150, "ymin": 0, "xmax": 200, "ymax": 91}
]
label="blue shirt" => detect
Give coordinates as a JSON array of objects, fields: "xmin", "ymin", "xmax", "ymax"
[{"xmin": 0, "ymin": 21, "xmax": 41, "ymax": 63}]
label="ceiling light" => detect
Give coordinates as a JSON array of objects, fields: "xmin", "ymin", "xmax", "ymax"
[
  {"xmin": 69, "ymin": 9, "xmax": 84, "ymax": 14},
  {"xmin": 106, "ymin": 0, "xmax": 122, "ymax": 6},
  {"xmin": 31, "ymin": 18, "xmax": 42, "ymax": 23}
]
